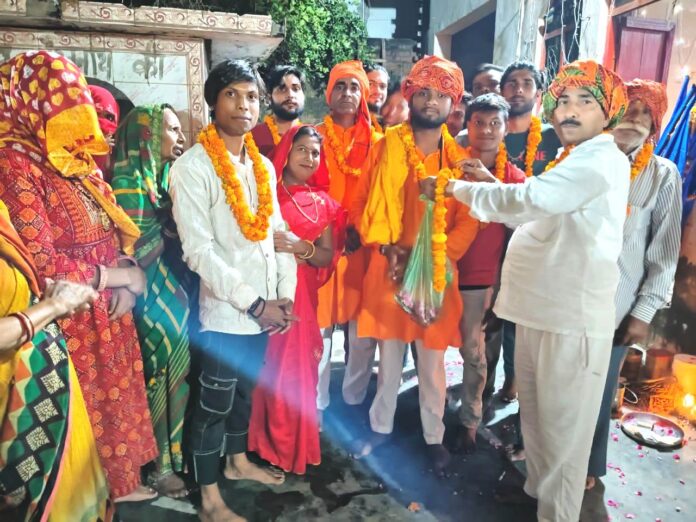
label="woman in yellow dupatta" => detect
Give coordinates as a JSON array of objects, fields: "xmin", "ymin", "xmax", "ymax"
[{"xmin": 0, "ymin": 198, "xmax": 112, "ymax": 521}]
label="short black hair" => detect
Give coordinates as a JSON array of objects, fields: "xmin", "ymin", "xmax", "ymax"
[
  {"xmin": 465, "ymin": 93, "xmax": 510, "ymax": 124},
  {"xmin": 266, "ymin": 64, "xmax": 306, "ymax": 93},
  {"xmin": 293, "ymin": 125, "xmax": 323, "ymax": 145},
  {"xmin": 204, "ymin": 59, "xmax": 265, "ymax": 118},
  {"xmin": 386, "ymin": 78, "xmax": 403, "ymax": 97},
  {"xmin": 364, "ymin": 63, "xmax": 389, "ymax": 77},
  {"xmin": 500, "ymin": 61, "xmax": 544, "ymax": 91},
  {"xmin": 472, "ymin": 63, "xmax": 504, "ymax": 81}
]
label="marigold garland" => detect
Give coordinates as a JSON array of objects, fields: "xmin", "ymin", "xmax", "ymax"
[
  {"xmin": 264, "ymin": 114, "xmax": 301, "ymax": 145},
  {"xmin": 399, "ymin": 123, "xmax": 460, "ymax": 292},
  {"xmin": 543, "ymin": 145, "xmax": 575, "ymax": 173},
  {"xmin": 198, "ymin": 124, "xmax": 273, "ymax": 241},
  {"xmin": 370, "ymin": 112, "xmax": 383, "ymax": 134},
  {"xmin": 524, "ymin": 115, "xmax": 543, "ymax": 177},
  {"xmin": 322, "ymin": 115, "xmax": 363, "ymax": 178},
  {"xmin": 630, "ymin": 142, "xmax": 653, "ymax": 182}
]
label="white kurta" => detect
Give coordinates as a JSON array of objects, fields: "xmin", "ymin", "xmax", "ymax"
[{"xmin": 449, "ymin": 132, "xmax": 630, "ymax": 522}]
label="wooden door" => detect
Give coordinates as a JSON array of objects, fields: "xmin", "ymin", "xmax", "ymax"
[{"xmin": 614, "ymin": 16, "xmax": 674, "ymax": 83}]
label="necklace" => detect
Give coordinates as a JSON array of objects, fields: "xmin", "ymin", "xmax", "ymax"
[
  {"xmin": 264, "ymin": 115, "xmax": 300, "ymax": 145},
  {"xmin": 630, "ymin": 142, "xmax": 653, "ymax": 182},
  {"xmin": 399, "ymin": 123, "xmax": 459, "ymax": 293},
  {"xmin": 465, "ymin": 143, "xmax": 508, "ymax": 181},
  {"xmin": 198, "ymin": 124, "xmax": 273, "ymax": 241},
  {"xmin": 281, "ymin": 182, "xmax": 320, "ymax": 224},
  {"xmin": 524, "ymin": 115, "xmax": 542, "ymax": 177},
  {"xmin": 370, "ymin": 113, "xmax": 383, "ymax": 134},
  {"xmin": 322, "ymin": 115, "xmax": 364, "ymax": 178}
]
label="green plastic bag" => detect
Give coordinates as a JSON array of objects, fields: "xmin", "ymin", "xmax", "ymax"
[{"xmin": 395, "ymin": 199, "xmax": 452, "ymax": 326}]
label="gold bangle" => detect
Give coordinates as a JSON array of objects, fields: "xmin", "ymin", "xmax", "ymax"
[{"xmin": 298, "ymin": 240, "xmax": 316, "ymax": 260}]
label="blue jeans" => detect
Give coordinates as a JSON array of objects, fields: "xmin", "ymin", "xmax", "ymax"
[{"xmin": 587, "ymin": 344, "xmax": 628, "ymax": 477}]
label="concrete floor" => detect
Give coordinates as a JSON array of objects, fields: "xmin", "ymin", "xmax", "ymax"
[{"xmin": 118, "ymin": 331, "xmax": 696, "ymax": 521}]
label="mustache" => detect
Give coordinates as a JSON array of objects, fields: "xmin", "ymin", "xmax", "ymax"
[
  {"xmin": 559, "ymin": 119, "xmax": 581, "ymax": 127},
  {"xmin": 614, "ymin": 122, "xmax": 648, "ymax": 133}
]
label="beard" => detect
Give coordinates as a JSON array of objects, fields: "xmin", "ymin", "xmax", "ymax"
[
  {"xmin": 410, "ymin": 110, "xmax": 447, "ymax": 130},
  {"xmin": 509, "ymin": 99, "xmax": 535, "ymax": 117},
  {"xmin": 271, "ymin": 101, "xmax": 304, "ymax": 122},
  {"xmin": 368, "ymin": 102, "xmax": 382, "ymax": 113}
]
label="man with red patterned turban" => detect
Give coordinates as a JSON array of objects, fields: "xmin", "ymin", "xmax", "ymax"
[
  {"xmin": 586, "ymin": 78, "xmax": 681, "ymax": 490},
  {"xmin": 315, "ymin": 60, "xmax": 381, "ymax": 422},
  {"xmin": 422, "ymin": 60, "xmax": 630, "ymax": 519},
  {"xmin": 350, "ymin": 55, "xmax": 479, "ymax": 473}
]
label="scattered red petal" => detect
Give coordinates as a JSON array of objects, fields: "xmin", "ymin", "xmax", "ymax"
[
  {"xmin": 625, "ymin": 514, "xmax": 636, "ymax": 519},
  {"xmin": 608, "ymin": 499, "xmax": 619, "ymax": 508},
  {"xmin": 638, "ymin": 453, "xmax": 645, "ymax": 458},
  {"xmin": 673, "ymin": 454, "xmax": 680, "ymax": 461},
  {"xmin": 635, "ymin": 491, "xmax": 642, "ymax": 496},
  {"xmin": 636, "ymin": 445, "xmax": 643, "ymax": 450},
  {"xmin": 679, "ymin": 479, "xmax": 685, "ymax": 485}
]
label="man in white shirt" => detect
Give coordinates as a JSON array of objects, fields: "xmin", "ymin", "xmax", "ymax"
[
  {"xmin": 421, "ymin": 60, "xmax": 629, "ymax": 522},
  {"xmin": 169, "ymin": 59, "xmax": 297, "ymax": 522}
]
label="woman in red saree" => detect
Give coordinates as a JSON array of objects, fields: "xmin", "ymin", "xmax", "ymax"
[{"xmin": 248, "ymin": 125, "xmax": 344, "ymax": 474}]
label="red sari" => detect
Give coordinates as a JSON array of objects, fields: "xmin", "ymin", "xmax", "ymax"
[{"xmin": 248, "ymin": 126, "xmax": 343, "ymax": 474}]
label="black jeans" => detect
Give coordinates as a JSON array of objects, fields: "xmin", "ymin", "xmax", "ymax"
[{"xmin": 190, "ymin": 331, "xmax": 269, "ymax": 485}]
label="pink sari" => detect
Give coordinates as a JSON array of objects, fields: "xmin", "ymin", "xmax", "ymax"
[{"xmin": 249, "ymin": 126, "xmax": 344, "ymax": 473}]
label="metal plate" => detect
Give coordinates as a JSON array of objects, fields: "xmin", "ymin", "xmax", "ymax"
[{"xmin": 620, "ymin": 411, "xmax": 685, "ymax": 450}]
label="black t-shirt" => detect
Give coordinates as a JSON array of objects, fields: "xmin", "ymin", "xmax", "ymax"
[{"xmin": 504, "ymin": 124, "xmax": 562, "ymax": 176}]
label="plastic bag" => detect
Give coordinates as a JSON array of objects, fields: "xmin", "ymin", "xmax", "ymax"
[{"xmin": 395, "ymin": 199, "xmax": 452, "ymax": 326}]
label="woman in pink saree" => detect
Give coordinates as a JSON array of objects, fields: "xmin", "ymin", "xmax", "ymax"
[{"xmin": 248, "ymin": 125, "xmax": 344, "ymax": 474}]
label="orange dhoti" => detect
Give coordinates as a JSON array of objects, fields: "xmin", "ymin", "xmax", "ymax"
[{"xmin": 317, "ymin": 247, "xmax": 369, "ymax": 328}]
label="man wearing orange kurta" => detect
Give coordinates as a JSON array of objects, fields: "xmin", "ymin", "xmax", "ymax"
[
  {"xmin": 354, "ymin": 56, "xmax": 479, "ymax": 472},
  {"xmin": 315, "ymin": 61, "xmax": 380, "ymax": 415}
]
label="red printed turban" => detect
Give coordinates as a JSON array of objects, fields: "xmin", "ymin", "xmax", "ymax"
[
  {"xmin": 626, "ymin": 79, "xmax": 668, "ymax": 139},
  {"xmin": 402, "ymin": 55, "xmax": 465, "ymax": 103}
]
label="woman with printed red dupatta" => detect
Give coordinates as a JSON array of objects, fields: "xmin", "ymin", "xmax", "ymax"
[{"xmin": 248, "ymin": 125, "xmax": 344, "ymax": 474}]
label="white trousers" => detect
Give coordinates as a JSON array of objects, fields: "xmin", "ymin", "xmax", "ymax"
[
  {"xmin": 369, "ymin": 339, "xmax": 446, "ymax": 445},
  {"xmin": 316, "ymin": 321, "xmax": 376, "ymax": 410},
  {"xmin": 515, "ymin": 325, "xmax": 611, "ymax": 522},
  {"xmin": 342, "ymin": 322, "xmax": 378, "ymax": 405}
]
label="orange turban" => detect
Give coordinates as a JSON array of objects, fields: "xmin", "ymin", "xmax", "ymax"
[
  {"xmin": 543, "ymin": 60, "xmax": 628, "ymax": 129},
  {"xmin": 626, "ymin": 79, "xmax": 668, "ymax": 139},
  {"xmin": 402, "ymin": 55, "xmax": 465, "ymax": 103},
  {"xmin": 325, "ymin": 60, "xmax": 372, "ymax": 170}
]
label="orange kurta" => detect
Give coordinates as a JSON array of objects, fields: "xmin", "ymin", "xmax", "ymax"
[
  {"xmin": 354, "ymin": 138, "xmax": 478, "ymax": 350},
  {"xmin": 316, "ymin": 122, "xmax": 380, "ymax": 328}
]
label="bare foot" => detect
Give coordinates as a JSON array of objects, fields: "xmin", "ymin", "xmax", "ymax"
[
  {"xmin": 351, "ymin": 432, "xmax": 390, "ymax": 459},
  {"xmin": 507, "ymin": 446, "xmax": 525, "ymax": 462},
  {"xmin": 453, "ymin": 427, "xmax": 477, "ymax": 454},
  {"xmin": 199, "ymin": 504, "xmax": 247, "ymax": 522},
  {"xmin": 585, "ymin": 476, "xmax": 596, "ymax": 490},
  {"xmin": 114, "ymin": 484, "xmax": 158, "ymax": 503},
  {"xmin": 224, "ymin": 461, "xmax": 285, "ymax": 485},
  {"xmin": 500, "ymin": 378, "xmax": 517, "ymax": 403},
  {"xmin": 150, "ymin": 472, "xmax": 188, "ymax": 499}
]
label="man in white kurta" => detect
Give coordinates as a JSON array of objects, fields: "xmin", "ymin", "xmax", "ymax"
[{"xmin": 423, "ymin": 60, "xmax": 630, "ymax": 522}]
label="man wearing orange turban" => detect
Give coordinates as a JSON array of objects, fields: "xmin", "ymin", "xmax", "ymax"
[
  {"xmin": 315, "ymin": 60, "xmax": 381, "ymax": 419},
  {"xmin": 425, "ymin": 60, "xmax": 630, "ymax": 520},
  {"xmin": 349, "ymin": 55, "xmax": 478, "ymax": 473},
  {"xmin": 587, "ymin": 78, "xmax": 681, "ymax": 491}
]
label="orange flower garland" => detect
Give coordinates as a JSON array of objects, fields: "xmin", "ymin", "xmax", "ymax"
[
  {"xmin": 370, "ymin": 112, "xmax": 383, "ymax": 134},
  {"xmin": 543, "ymin": 145, "xmax": 575, "ymax": 173},
  {"xmin": 630, "ymin": 141, "xmax": 653, "ymax": 182},
  {"xmin": 264, "ymin": 115, "xmax": 283, "ymax": 145},
  {"xmin": 264, "ymin": 114, "xmax": 301, "ymax": 145},
  {"xmin": 198, "ymin": 124, "xmax": 273, "ymax": 241},
  {"xmin": 399, "ymin": 123, "xmax": 459, "ymax": 292},
  {"xmin": 524, "ymin": 115, "xmax": 542, "ymax": 177},
  {"xmin": 322, "ymin": 115, "xmax": 363, "ymax": 178}
]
